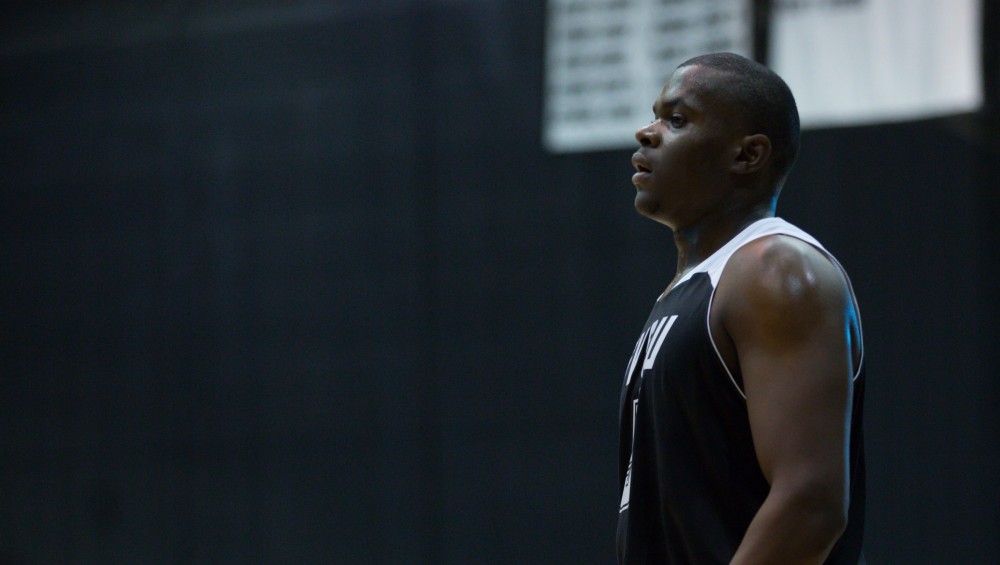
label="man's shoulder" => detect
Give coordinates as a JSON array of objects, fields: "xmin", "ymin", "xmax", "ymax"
[
  {"xmin": 717, "ymin": 233, "xmax": 849, "ymax": 327},
  {"xmin": 731, "ymin": 233, "xmax": 832, "ymax": 278}
]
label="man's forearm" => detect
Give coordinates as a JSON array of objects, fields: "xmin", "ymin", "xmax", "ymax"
[{"xmin": 730, "ymin": 487, "xmax": 847, "ymax": 565}]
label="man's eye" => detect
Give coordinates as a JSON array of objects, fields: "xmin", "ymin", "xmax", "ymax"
[{"xmin": 669, "ymin": 114, "xmax": 686, "ymax": 127}]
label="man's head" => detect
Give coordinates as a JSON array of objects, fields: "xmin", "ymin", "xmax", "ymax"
[
  {"xmin": 630, "ymin": 53, "xmax": 800, "ymax": 229},
  {"xmin": 679, "ymin": 52, "xmax": 800, "ymax": 182}
]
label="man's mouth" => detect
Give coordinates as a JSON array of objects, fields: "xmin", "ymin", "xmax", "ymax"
[
  {"xmin": 631, "ymin": 153, "xmax": 653, "ymax": 186},
  {"xmin": 632, "ymin": 153, "xmax": 653, "ymax": 174}
]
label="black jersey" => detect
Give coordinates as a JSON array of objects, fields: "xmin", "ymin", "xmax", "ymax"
[{"xmin": 616, "ymin": 218, "xmax": 865, "ymax": 564}]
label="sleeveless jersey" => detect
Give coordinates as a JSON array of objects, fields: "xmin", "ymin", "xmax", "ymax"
[{"xmin": 616, "ymin": 217, "xmax": 866, "ymax": 564}]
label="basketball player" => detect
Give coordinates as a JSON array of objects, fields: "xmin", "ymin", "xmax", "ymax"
[{"xmin": 617, "ymin": 53, "xmax": 865, "ymax": 564}]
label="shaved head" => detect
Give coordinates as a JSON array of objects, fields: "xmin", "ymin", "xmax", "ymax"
[{"xmin": 678, "ymin": 53, "xmax": 800, "ymax": 187}]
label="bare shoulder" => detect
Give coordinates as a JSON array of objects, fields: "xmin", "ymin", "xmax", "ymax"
[{"xmin": 715, "ymin": 234, "xmax": 850, "ymax": 342}]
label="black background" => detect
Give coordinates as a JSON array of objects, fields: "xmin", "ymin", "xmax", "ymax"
[{"xmin": 3, "ymin": 2, "xmax": 998, "ymax": 563}]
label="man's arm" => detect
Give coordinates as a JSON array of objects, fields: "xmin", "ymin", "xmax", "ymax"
[{"xmin": 714, "ymin": 235, "xmax": 855, "ymax": 565}]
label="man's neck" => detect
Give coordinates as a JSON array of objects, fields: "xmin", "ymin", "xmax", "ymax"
[{"xmin": 671, "ymin": 201, "xmax": 776, "ymax": 279}]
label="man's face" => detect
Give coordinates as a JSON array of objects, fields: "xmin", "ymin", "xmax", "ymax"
[{"xmin": 630, "ymin": 64, "xmax": 743, "ymax": 229}]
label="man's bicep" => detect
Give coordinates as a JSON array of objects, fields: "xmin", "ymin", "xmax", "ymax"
[
  {"xmin": 722, "ymin": 239, "xmax": 854, "ymax": 492},
  {"xmin": 739, "ymin": 319, "xmax": 852, "ymax": 492}
]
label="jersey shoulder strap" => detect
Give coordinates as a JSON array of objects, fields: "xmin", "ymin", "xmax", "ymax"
[{"xmin": 674, "ymin": 217, "xmax": 824, "ymax": 290}]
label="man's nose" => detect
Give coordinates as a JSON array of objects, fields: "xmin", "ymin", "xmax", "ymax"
[{"xmin": 635, "ymin": 123, "xmax": 661, "ymax": 147}]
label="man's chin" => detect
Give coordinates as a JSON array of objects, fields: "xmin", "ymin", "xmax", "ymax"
[{"xmin": 634, "ymin": 193, "xmax": 661, "ymax": 219}]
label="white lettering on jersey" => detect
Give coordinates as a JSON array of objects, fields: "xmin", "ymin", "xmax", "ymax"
[
  {"xmin": 620, "ymin": 398, "xmax": 639, "ymax": 512},
  {"xmin": 642, "ymin": 315, "xmax": 677, "ymax": 372},
  {"xmin": 620, "ymin": 315, "xmax": 678, "ymax": 513},
  {"xmin": 624, "ymin": 327, "xmax": 649, "ymax": 387},
  {"xmin": 620, "ymin": 461, "xmax": 632, "ymax": 511},
  {"xmin": 623, "ymin": 314, "xmax": 678, "ymax": 386}
]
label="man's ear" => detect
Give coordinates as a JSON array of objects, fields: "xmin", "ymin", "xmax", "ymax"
[{"xmin": 731, "ymin": 134, "xmax": 771, "ymax": 175}]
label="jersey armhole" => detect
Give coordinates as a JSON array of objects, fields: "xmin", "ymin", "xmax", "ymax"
[
  {"xmin": 706, "ymin": 283, "xmax": 747, "ymax": 400},
  {"xmin": 704, "ymin": 235, "xmax": 866, "ymax": 401}
]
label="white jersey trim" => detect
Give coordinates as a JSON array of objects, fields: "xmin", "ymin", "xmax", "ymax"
[{"xmin": 673, "ymin": 218, "xmax": 866, "ymax": 399}]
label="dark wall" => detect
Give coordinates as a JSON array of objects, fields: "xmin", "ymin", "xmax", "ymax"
[{"xmin": 2, "ymin": 2, "xmax": 997, "ymax": 563}]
